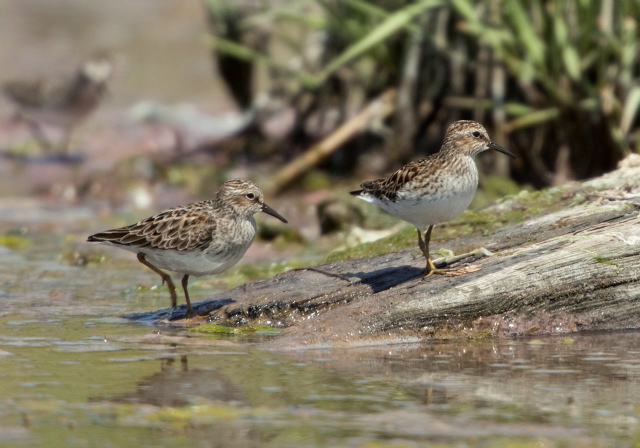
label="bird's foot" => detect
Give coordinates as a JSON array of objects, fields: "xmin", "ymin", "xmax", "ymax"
[
  {"xmin": 184, "ymin": 303, "xmax": 198, "ymax": 319},
  {"xmin": 423, "ymin": 267, "xmax": 450, "ymax": 278},
  {"xmin": 168, "ymin": 306, "xmax": 198, "ymax": 320},
  {"xmin": 422, "ymin": 247, "xmax": 493, "ymax": 278},
  {"xmin": 423, "ymin": 258, "xmax": 449, "ymax": 278}
]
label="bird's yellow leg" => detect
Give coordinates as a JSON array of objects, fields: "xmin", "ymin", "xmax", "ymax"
[
  {"xmin": 416, "ymin": 227, "xmax": 428, "ymax": 258},
  {"xmin": 137, "ymin": 253, "xmax": 177, "ymax": 307},
  {"xmin": 181, "ymin": 274, "xmax": 197, "ymax": 319},
  {"xmin": 420, "ymin": 226, "xmax": 449, "ymax": 278}
]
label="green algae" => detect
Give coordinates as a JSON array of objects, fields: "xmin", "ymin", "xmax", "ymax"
[
  {"xmin": 0, "ymin": 234, "xmax": 29, "ymax": 250},
  {"xmin": 190, "ymin": 323, "xmax": 239, "ymax": 334},
  {"xmin": 592, "ymin": 255, "xmax": 620, "ymax": 272},
  {"xmin": 473, "ymin": 175, "xmax": 527, "ymax": 209},
  {"xmin": 577, "ymin": 249, "xmax": 622, "ymax": 273},
  {"xmin": 469, "ymin": 330, "xmax": 495, "ymax": 340},
  {"xmin": 144, "ymin": 404, "xmax": 241, "ymax": 426},
  {"xmin": 257, "ymin": 220, "xmax": 306, "ymax": 251},
  {"xmin": 326, "ymin": 224, "xmax": 417, "ymax": 262},
  {"xmin": 300, "ymin": 169, "xmax": 334, "ymax": 191},
  {"xmin": 221, "ymin": 260, "xmax": 308, "ymax": 287},
  {"xmin": 4, "ymin": 140, "xmax": 42, "ymax": 156}
]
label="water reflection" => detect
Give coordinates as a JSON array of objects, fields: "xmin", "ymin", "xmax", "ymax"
[
  {"xmin": 281, "ymin": 335, "xmax": 640, "ymax": 420},
  {"xmin": 94, "ymin": 356, "xmax": 245, "ymax": 407},
  {"xmin": 1, "ymin": 308, "xmax": 640, "ymax": 446}
]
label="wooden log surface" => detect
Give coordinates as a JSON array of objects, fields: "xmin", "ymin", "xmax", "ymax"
[{"xmin": 128, "ymin": 155, "xmax": 640, "ymax": 349}]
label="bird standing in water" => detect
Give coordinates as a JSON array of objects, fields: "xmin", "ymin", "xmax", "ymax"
[{"xmin": 88, "ymin": 179, "xmax": 288, "ymax": 318}]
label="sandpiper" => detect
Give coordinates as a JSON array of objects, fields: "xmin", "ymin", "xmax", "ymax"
[
  {"xmin": 87, "ymin": 179, "xmax": 287, "ymax": 318},
  {"xmin": 3, "ymin": 51, "xmax": 114, "ymax": 155},
  {"xmin": 351, "ymin": 120, "xmax": 517, "ymax": 276}
]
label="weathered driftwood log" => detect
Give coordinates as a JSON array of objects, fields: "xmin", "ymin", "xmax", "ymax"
[{"xmin": 129, "ymin": 155, "xmax": 640, "ymax": 349}]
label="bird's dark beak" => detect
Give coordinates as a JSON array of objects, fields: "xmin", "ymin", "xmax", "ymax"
[
  {"xmin": 261, "ymin": 203, "xmax": 288, "ymax": 223},
  {"xmin": 488, "ymin": 141, "xmax": 517, "ymax": 159}
]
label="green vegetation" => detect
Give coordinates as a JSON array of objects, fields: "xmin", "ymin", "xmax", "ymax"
[
  {"xmin": 591, "ymin": 254, "xmax": 621, "ymax": 273},
  {"xmin": 204, "ymin": 0, "xmax": 640, "ymax": 190},
  {"xmin": 0, "ymin": 234, "xmax": 29, "ymax": 250},
  {"xmin": 326, "ymin": 224, "xmax": 416, "ymax": 261},
  {"xmin": 222, "ymin": 259, "xmax": 309, "ymax": 287}
]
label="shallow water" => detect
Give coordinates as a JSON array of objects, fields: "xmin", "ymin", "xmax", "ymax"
[{"xmin": 1, "ymin": 201, "xmax": 640, "ymax": 447}]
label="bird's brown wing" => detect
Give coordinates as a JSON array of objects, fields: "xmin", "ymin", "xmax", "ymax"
[
  {"xmin": 88, "ymin": 202, "xmax": 217, "ymax": 251},
  {"xmin": 3, "ymin": 77, "xmax": 74, "ymax": 108},
  {"xmin": 3, "ymin": 80, "xmax": 47, "ymax": 108},
  {"xmin": 352, "ymin": 159, "xmax": 427, "ymax": 202}
]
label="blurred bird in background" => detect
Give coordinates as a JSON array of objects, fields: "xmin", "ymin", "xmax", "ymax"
[{"xmin": 2, "ymin": 51, "xmax": 114, "ymax": 158}]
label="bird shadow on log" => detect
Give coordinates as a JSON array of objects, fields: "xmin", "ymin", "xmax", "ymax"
[
  {"xmin": 124, "ymin": 298, "xmax": 235, "ymax": 322},
  {"xmin": 350, "ymin": 265, "xmax": 424, "ymax": 293}
]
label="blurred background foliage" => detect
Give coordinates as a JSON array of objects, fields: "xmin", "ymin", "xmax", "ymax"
[{"xmin": 203, "ymin": 0, "xmax": 640, "ymax": 193}]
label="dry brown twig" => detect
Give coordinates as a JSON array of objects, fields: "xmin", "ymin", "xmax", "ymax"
[{"xmin": 269, "ymin": 88, "xmax": 397, "ymax": 195}]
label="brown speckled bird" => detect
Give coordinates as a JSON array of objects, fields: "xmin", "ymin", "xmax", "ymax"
[
  {"xmin": 88, "ymin": 179, "xmax": 287, "ymax": 318},
  {"xmin": 351, "ymin": 120, "xmax": 516, "ymax": 276}
]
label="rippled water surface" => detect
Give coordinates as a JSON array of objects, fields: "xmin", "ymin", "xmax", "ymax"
[{"xmin": 1, "ymin": 201, "xmax": 640, "ymax": 448}]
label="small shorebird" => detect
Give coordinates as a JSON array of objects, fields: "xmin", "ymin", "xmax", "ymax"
[
  {"xmin": 351, "ymin": 120, "xmax": 516, "ymax": 276},
  {"xmin": 88, "ymin": 179, "xmax": 288, "ymax": 318},
  {"xmin": 3, "ymin": 51, "xmax": 113, "ymax": 156}
]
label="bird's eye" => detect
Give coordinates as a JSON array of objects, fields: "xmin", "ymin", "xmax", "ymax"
[
  {"xmin": 246, "ymin": 193, "xmax": 255, "ymax": 200},
  {"xmin": 472, "ymin": 131, "xmax": 481, "ymax": 138}
]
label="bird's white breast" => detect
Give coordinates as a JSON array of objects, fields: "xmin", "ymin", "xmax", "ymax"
[{"xmin": 357, "ymin": 158, "xmax": 479, "ymax": 231}]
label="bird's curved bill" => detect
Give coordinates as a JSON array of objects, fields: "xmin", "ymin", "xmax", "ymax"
[
  {"xmin": 488, "ymin": 141, "xmax": 517, "ymax": 159},
  {"xmin": 262, "ymin": 203, "xmax": 288, "ymax": 223}
]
